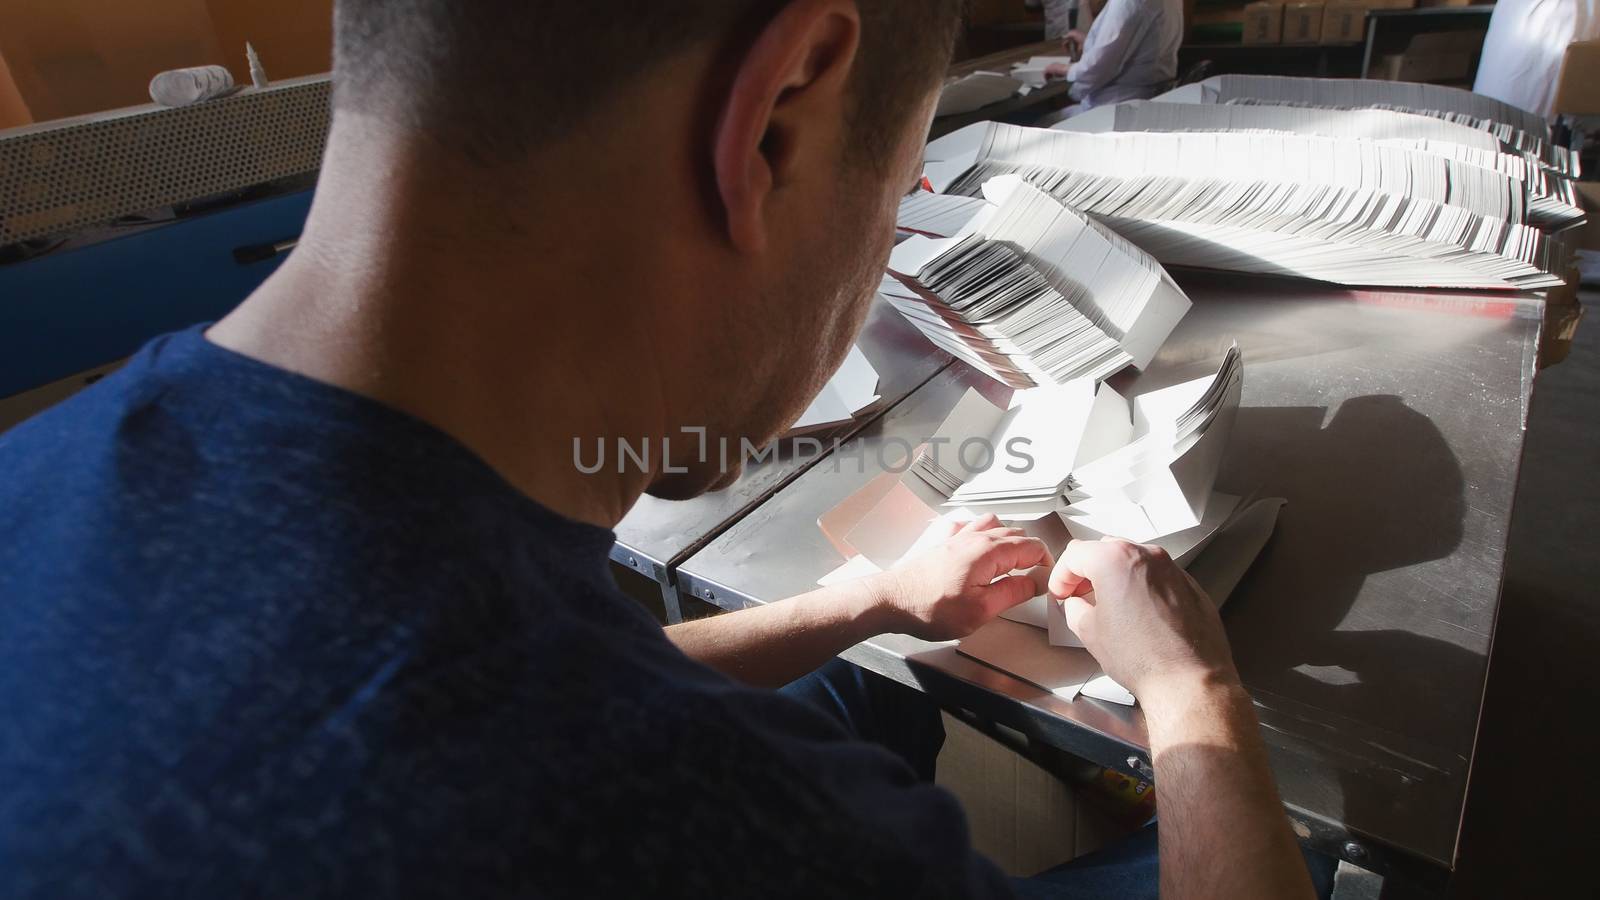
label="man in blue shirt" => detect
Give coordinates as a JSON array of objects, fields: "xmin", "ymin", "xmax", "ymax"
[{"xmin": 0, "ymin": 1, "xmax": 1322, "ymax": 897}]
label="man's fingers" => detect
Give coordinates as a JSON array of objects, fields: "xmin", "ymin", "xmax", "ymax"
[
  {"xmin": 1048, "ymin": 538, "xmax": 1135, "ymax": 597},
  {"xmin": 1062, "ymin": 594, "xmax": 1094, "ymax": 639},
  {"xmin": 979, "ymin": 574, "xmax": 1039, "ymax": 613},
  {"xmin": 1047, "ymin": 556, "xmax": 1084, "ymax": 598},
  {"xmin": 1018, "ymin": 564, "xmax": 1052, "ymax": 598},
  {"xmin": 976, "ymin": 535, "xmax": 1053, "ymax": 577},
  {"xmin": 959, "ymin": 513, "xmax": 1002, "ymax": 534}
]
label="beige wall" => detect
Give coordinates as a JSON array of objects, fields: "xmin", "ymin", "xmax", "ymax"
[
  {"xmin": 0, "ymin": 52, "xmax": 31, "ymax": 129},
  {"xmin": 207, "ymin": 0, "xmax": 332, "ymax": 87},
  {"xmin": 0, "ymin": 0, "xmax": 333, "ymax": 129}
]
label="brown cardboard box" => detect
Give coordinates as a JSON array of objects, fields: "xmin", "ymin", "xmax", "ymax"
[
  {"xmin": 1321, "ymin": 1, "xmax": 1369, "ymax": 44},
  {"xmin": 1373, "ymin": 51, "xmax": 1472, "ymax": 82},
  {"xmin": 1191, "ymin": 7, "xmax": 1250, "ymax": 27},
  {"xmin": 1540, "ymin": 184, "xmax": 1593, "ymax": 370},
  {"xmin": 1572, "ymin": 183, "xmax": 1600, "ymax": 251},
  {"xmin": 1372, "ymin": 29, "xmax": 1484, "ymax": 82},
  {"xmin": 1539, "ymin": 260, "xmax": 1583, "ymax": 370},
  {"xmin": 1367, "ymin": 0, "xmax": 1418, "ymax": 7},
  {"xmin": 936, "ymin": 714, "xmax": 1112, "ymax": 876},
  {"xmin": 1283, "ymin": 2, "xmax": 1326, "ymax": 43},
  {"xmin": 1554, "ymin": 40, "xmax": 1600, "ymax": 116},
  {"xmin": 1243, "ymin": 2, "xmax": 1286, "ymax": 44},
  {"xmin": 1416, "ymin": 0, "xmax": 1474, "ymax": 6}
]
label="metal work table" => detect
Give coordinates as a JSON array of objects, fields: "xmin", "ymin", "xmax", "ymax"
[
  {"xmin": 932, "ymin": 41, "xmax": 1074, "ymax": 140},
  {"xmin": 610, "ymin": 297, "xmax": 949, "ymax": 621},
  {"xmin": 676, "ymin": 271, "xmax": 1543, "ymax": 889}
]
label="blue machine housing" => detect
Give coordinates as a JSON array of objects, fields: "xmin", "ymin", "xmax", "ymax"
[{"xmin": 0, "ymin": 189, "xmax": 313, "ymax": 400}]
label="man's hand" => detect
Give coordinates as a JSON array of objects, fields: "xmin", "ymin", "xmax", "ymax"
[
  {"xmin": 877, "ymin": 514, "xmax": 1052, "ymax": 641},
  {"xmin": 1062, "ymin": 29, "xmax": 1086, "ymax": 59},
  {"xmin": 1050, "ymin": 538, "xmax": 1321, "ymax": 900},
  {"xmin": 669, "ymin": 514, "xmax": 1047, "ymax": 687},
  {"xmin": 1047, "ymin": 539, "xmax": 1240, "ymax": 703}
]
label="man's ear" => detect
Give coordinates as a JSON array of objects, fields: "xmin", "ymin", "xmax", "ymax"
[{"xmin": 711, "ymin": 0, "xmax": 861, "ymax": 254}]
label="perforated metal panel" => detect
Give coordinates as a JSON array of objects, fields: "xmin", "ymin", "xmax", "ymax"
[{"xmin": 0, "ymin": 75, "xmax": 330, "ymax": 246}]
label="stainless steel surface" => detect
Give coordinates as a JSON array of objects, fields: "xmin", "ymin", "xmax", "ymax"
[
  {"xmin": 677, "ymin": 271, "xmax": 1543, "ymax": 881},
  {"xmin": 611, "ymin": 298, "xmax": 950, "ymax": 588}
]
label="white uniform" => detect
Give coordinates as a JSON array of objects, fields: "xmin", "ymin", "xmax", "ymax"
[
  {"xmin": 1474, "ymin": 0, "xmax": 1599, "ymax": 120},
  {"xmin": 1066, "ymin": 0, "xmax": 1185, "ymax": 109}
]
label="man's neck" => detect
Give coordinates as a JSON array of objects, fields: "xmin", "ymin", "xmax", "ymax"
[{"xmin": 208, "ymin": 121, "xmax": 680, "ymax": 529}]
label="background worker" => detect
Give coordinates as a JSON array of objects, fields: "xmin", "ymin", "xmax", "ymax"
[{"xmin": 1041, "ymin": 0, "xmax": 1185, "ymax": 119}]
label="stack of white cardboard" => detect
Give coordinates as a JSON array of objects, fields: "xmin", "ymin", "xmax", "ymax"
[
  {"xmin": 1055, "ymin": 100, "xmax": 1584, "ymax": 231},
  {"xmin": 812, "ymin": 347, "xmax": 1271, "ymax": 706},
  {"xmin": 1009, "ymin": 55, "xmax": 1073, "ymax": 87},
  {"xmin": 927, "ymin": 122, "xmax": 1564, "ymax": 290},
  {"xmin": 1189, "ymin": 74, "xmax": 1552, "ymax": 140},
  {"xmin": 1060, "ymin": 345, "xmax": 1243, "ymax": 541},
  {"xmin": 936, "ymin": 71, "xmax": 1025, "ymax": 117},
  {"xmin": 895, "ymin": 190, "xmax": 990, "ymax": 238},
  {"xmin": 884, "ymin": 177, "xmax": 1191, "ymax": 388},
  {"xmin": 1226, "ymin": 97, "xmax": 1577, "ymax": 181},
  {"xmin": 896, "ymin": 346, "xmax": 1242, "ymax": 532},
  {"xmin": 785, "ymin": 344, "xmax": 881, "ymax": 433},
  {"xmin": 819, "ymin": 348, "xmax": 1240, "ymax": 557},
  {"xmin": 1158, "ymin": 74, "xmax": 1576, "ymax": 178},
  {"xmin": 902, "ymin": 377, "xmax": 1133, "ymax": 521}
]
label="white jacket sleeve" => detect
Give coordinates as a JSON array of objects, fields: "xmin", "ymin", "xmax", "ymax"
[{"xmin": 1067, "ymin": 0, "xmax": 1155, "ymax": 92}]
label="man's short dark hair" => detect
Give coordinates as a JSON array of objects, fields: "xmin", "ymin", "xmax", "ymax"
[{"xmin": 333, "ymin": 1, "xmax": 965, "ymax": 170}]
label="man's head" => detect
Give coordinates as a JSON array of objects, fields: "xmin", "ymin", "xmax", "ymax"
[{"xmin": 326, "ymin": 1, "xmax": 962, "ymax": 501}]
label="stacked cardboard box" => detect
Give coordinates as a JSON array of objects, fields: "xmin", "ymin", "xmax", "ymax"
[
  {"xmin": 1242, "ymin": 2, "xmax": 1286, "ymax": 44},
  {"xmin": 1553, "ymin": 39, "xmax": 1600, "ymax": 116},
  {"xmin": 1282, "ymin": 2, "xmax": 1326, "ymax": 44},
  {"xmin": 1241, "ymin": 0, "xmax": 1414, "ymax": 46},
  {"xmin": 1371, "ymin": 29, "xmax": 1486, "ymax": 83},
  {"xmin": 1320, "ymin": 0, "xmax": 1369, "ymax": 44}
]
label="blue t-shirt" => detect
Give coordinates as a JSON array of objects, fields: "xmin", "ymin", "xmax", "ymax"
[{"xmin": 0, "ymin": 327, "xmax": 1008, "ymax": 898}]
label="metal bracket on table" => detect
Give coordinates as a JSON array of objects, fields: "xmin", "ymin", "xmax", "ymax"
[
  {"xmin": 674, "ymin": 570, "xmax": 756, "ymax": 615},
  {"xmin": 608, "ymin": 541, "xmax": 686, "ymax": 624}
]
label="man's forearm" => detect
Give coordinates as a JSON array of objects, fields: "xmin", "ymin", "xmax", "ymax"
[
  {"xmin": 666, "ymin": 576, "xmax": 900, "ymax": 688},
  {"xmin": 1144, "ymin": 676, "xmax": 1316, "ymax": 900}
]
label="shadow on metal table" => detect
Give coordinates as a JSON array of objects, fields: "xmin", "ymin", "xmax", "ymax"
[{"xmin": 675, "ymin": 270, "xmax": 1543, "ymax": 892}]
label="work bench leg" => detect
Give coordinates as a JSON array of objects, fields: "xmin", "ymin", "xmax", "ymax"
[
  {"xmin": 660, "ymin": 580, "xmax": 686, "ymax": 625},
  {"xmin": 1331, "ymin": 860, "xmax": 1384, "ymax": 899}
]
